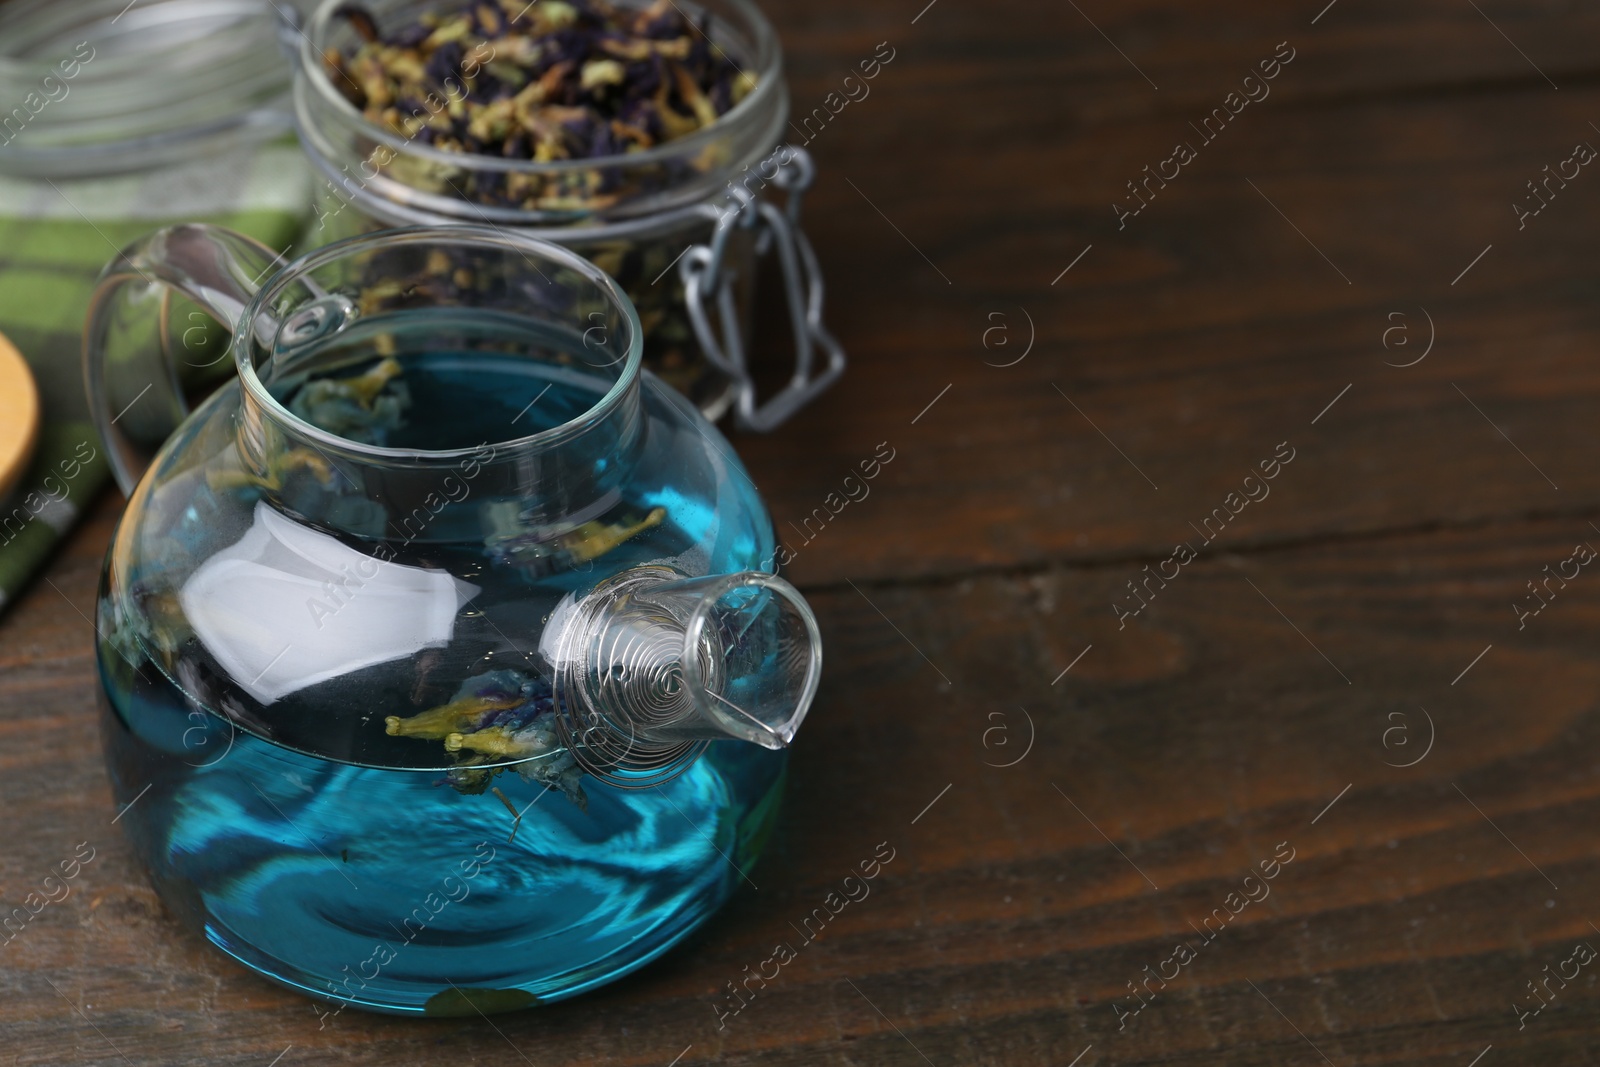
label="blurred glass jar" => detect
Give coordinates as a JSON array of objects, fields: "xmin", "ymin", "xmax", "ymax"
[
  {"xmin": 0, "ymin": 0, "xmax": 298, "ymax": 177},
  {"xmin": 291, "ymin": 0, "xmax": 843, "ymax": 427}
]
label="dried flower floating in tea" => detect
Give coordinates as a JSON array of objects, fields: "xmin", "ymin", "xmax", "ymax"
[
  {"xmin": 484, "ymin": 501, "xmax": 666, "ymax": 577},
  {"xmin": 285, "ymin": 356, "xmax": 411, "ymax": 445},
  {"xmin": 386, "ymin": 668, "xmax": 588, "ymax": 807},
  {"xmin": 324, "ymin": 0, "xmax": 757, "ymax": 214}
]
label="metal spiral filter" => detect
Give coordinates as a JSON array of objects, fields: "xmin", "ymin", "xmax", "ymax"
[{"xmin": 553, "ymin": 567, "xmax": 719, "ymax": 789}]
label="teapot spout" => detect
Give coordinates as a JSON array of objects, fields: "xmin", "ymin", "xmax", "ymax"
[
  {"xmin": 549, "ymin": 567, "xmax": 821, "ymax": 762},
  {"xmin": 673, "ymin": 568, "xmax": 821, "ymax": 749}
]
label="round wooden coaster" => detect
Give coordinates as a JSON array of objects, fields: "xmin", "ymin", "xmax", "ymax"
[{"xmin": 0, "ymin": 330, "xmax": 41, "ymax": 506}]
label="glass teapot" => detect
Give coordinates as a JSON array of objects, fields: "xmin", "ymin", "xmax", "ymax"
[{"xmin": 83, "ymin": 224, "xmax": 821, "ymax": 1015}]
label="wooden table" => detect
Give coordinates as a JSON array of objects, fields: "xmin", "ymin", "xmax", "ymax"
[{"xmin": 6, "ymin": 0, "xmax": 1600, "ymax": 1063}]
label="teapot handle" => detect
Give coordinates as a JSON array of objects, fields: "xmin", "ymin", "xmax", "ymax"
[{"xmin": 83, "ymin": 224, "xmax": 286, "ymax": 494}]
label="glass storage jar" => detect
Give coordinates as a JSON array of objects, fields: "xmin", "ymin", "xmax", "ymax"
[
  {"xmin": 291, "ymin": 0, "xmax": 843, "ymax": 427},
  {"xmin": 0, "ymin": 0, "xmax": 298, "ymax": 177}
]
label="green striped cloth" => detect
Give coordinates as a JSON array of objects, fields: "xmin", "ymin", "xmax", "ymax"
[{"xmin": 0, "ymin": 141, "xmax": 312, "ymax": 614}]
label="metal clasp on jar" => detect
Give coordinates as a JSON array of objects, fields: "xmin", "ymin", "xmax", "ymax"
[{"xmin": 681, "ymin": 145, "xmax": 846, "ymax": 433}]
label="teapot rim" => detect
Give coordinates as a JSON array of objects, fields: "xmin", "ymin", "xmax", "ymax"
[{"xmin": 237, "ymin": 224, "xmax": 646, "ymax": 466}]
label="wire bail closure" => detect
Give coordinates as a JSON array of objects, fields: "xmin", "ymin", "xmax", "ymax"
[{"xmin": 681, "ymin": 145, "xmax": 846, "ymax": 432}]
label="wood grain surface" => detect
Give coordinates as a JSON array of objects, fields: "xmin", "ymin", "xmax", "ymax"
[{"xmin": 4, "ymin": 0, "xmax": 1600, "ymax": 1064}]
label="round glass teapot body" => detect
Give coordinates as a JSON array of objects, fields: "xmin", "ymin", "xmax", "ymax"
[{"xmin": 84, "ymin": 225, "xmax": 819, "ymax": 1014}]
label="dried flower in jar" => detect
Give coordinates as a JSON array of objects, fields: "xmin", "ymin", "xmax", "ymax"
[{"xmin": 323, "ymin": 0, "xmax": 757, "ymax": 214}]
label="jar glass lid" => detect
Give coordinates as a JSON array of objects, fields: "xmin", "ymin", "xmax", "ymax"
[{"xmin": 0, "ymin": 0, "xmax": 300, "ymax": 177}]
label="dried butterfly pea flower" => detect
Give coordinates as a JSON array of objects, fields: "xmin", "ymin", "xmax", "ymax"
[
  {"xmin": 390, "ymin": 668, "xmax": 587, "ymax": 807},
  {"xmin": 483, "ymin": 501, "xmax": 665, "ymax": 577},
  {"xmin": 285, "ymin": 355, "xmax": 411, "ymax": 445},
  {"xmin": 333, "ymin": 2, "xmax": 380, "ymax": 43},
  {"xmin": 206, "ymin": 446, "xmax": 338, "ymax": 495},
  {"xmin": 332, "ymin": 0, "xmax": 752, "ymax": 212},
  {"xmin": 580, "ymin": 58, "xmax": 625, "ymax": 90}
]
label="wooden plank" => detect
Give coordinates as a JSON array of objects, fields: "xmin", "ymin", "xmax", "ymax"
[
  {"xmin": 740, "ymin": 76, "xmax": 1600, "ymax": 585},
  {"xmin": 775, "ymin": 0, "xmax": 1600, "ymax": 127},
  {"xmin": 3, "ymin": 499, "xmax": 1600, "ymax": 1064}
]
